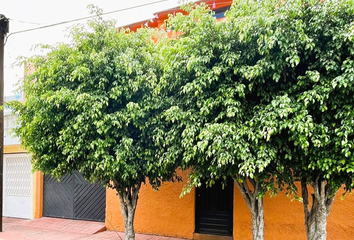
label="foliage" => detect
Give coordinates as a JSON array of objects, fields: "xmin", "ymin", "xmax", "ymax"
[
  {"xmin": 234, "ymin": 1, "xmax": 354, "ymax": 238},
  {"xmin": 240, "ymin": 0, "xmax": 354, "ymax": 193},
  {"xmin": 160, "ymin": 1, "xmax": 354, "ymax": 238},
  {"xmin": 159, "ymin": 2, "xmax": 289, "ymax": 197},
  {"xmin": 9, "ymin": 15, "xmax": 179, "ymax": 194},
  {"xmin": 160, "ymin": 0, "xmax": 354, "ymax": 196},
  {"xmin": 8, "ymin": 0, "xmax": 354, "ymax": 238},
  {"xmin": 158, "ymin": 3, "xmax": 294, "ymax": 239}
]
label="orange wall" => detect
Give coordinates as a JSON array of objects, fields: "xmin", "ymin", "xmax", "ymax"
[
  {"xmin": 233, "ymin": 184, "xmax": 354, "ymax": 240},
  {"xmin": 105, "ymin": 171, "xmax": 195, "ymax": 239},
  {"xmin": 106, "ymin": 174, "xmax": 354, "ymax": 240},
  {"xmin": 327, "ymin": 191, "xmax": 354, "ymax": 240}
]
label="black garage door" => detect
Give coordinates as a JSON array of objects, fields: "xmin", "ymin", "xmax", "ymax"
[{"xmin": 43, "ymin": 171, "xmax": 106, "ymax": 221}]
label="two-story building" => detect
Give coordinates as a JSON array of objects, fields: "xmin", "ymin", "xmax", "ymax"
[
  {"xmin": 3, "ymin": 94, "xmax": 32, "ymax": 219},
  {"xmin": 8, "ymin": 1, "xmax": 354, "ymax": 240}
]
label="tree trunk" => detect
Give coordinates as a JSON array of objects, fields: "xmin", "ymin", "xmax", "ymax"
[
  {"xmin": 301, "ymin": 177, "xmax": 336, "ymax": 240},
  {"xmin": 116, "ymin": 182, "xmax": 142, "ymax": 240},
  {"xmin": 235, "ymin": 178, "xmax": 265, "ymax": 240}
]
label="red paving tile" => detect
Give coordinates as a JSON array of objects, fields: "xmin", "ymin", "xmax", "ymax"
[
  {"xmin": 22, "ymin": 217, "xmax": 106, "ymax": 234},
  {"xmin": 0, "ymin": 217, "xmax": 186, "ymax": 240}
]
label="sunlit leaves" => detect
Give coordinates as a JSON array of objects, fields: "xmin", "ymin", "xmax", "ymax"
[
  {"xmin": 9, "ymin": 17, "xmax": 179, "ymax": 193},
  {"xmin": 160, "ymin": 0, "xmax": 354, "ymax": 198}
]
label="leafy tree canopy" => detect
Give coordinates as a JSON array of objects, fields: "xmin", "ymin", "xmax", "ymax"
[
  {"xmin": 160, "ymin": 2, "xmax": 286, "ymax": 195},
  {"xmin": 159, "ymin": 1, "xmax": 354, "ymax": 239},
  {"xmin": 236, "ymin": 1, "xmax": 354, "ymax": 238},
  {"xmin": 241, "ymin": 0, "xmax": 354, "ymax": 192},
  {"xmin": 12, "ymin": 15, "xmax": 179, "ymax": 189},
  {"xmin": 10, "ymin": 10, "xmax": 180, "ymax": 240}
]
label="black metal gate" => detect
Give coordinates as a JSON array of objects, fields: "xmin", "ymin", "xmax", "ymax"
[
  {"xmin": 43, "ymin": 171, "xmax": 106, "ymax": 221},
  {"xmin": 195, "ymin": 178, "xmax": 234, "ymax": 236}
]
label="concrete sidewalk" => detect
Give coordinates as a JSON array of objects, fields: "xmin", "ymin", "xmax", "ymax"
[{"xmin": 0, "ymin": 217, "xmax": 185, "ymax": 240}]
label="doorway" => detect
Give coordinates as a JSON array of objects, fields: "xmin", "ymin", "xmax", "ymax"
[{"xmin": 195, "ymin": 178, "xmax": 234, "ymax": 236}]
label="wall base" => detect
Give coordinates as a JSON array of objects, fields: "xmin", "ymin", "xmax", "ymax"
[{"xmin": 193, "ymin": 233, "xmax": 233, "ymax": 240}]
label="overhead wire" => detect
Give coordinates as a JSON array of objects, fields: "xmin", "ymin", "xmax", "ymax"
[
  {"xmin": 4, "ymin": 0, "xmax": 171, "ymax": 45},
  {"xmin": 4, "ymin": 0, "xmax": 234, "ymax": 46},
  {"xmin": 8, "ymin": 19, "xmax": 44, "ymax": 25}
]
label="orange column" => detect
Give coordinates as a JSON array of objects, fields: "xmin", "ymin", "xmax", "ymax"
[{"xmin": 32, "ymin": 171, "xmax": 43, "ymax": 219}]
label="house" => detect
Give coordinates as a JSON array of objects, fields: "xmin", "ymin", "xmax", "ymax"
[
  {"xmin": 4, "ymin": 109, "xmax": 107, "ymax": 222},
  {"xmin": 103, "ymin": 1, "xmax": 354, "ymax": 240},
  {"xmin": 2, "ymin": 65, "xmax": 107, "ymax": 222},
  {"xmin": 3, "ymin": 94, "xmax": 32, "ymax": 219},
  {"xmin": 12, "ymin": 1, "xmax": 354, "ymax": 240}
]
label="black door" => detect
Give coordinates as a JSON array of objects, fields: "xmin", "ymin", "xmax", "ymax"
[
  {"xmin": 195, "ymin": 178, "xmax": 233, "ymax": 236},
  {"xmin": 43, "ymin": 171, "xmax": 106, "ymax": 221}
]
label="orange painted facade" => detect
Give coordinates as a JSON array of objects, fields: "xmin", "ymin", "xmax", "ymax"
[
  {"xmin": 233, "ymin": 185, "xmax": 354, "ymax": 240},
  {"xmin": 16, "ymin": 1, "xmax": 354, "ymax": 239},
  {"xmin": 103, "ymin": 1, "xmax": 354, "ymax": 239},
  {"xmin": 106, "ymin": 171, "xmax": 195, "ymax": 239},
  {"xmin": 105, "ymin": 180, "xmax": 354, "ymax": 239}
]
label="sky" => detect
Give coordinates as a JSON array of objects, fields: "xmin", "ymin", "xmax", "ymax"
[{"xmin": 1, "ymin": 0, "xmax": 191, "ymax": 96}]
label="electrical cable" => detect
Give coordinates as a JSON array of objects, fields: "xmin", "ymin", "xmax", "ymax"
[
  {"xmin": 3, "ymin": 0, "xmax": 234, "ymax": 46},
  {"xmin": 8, "ymin": 18, "xmax": 44, "ymax": 25},
  {"xmin": 4, "ymin": 0, "xmax": 171, "ymax": 45}
]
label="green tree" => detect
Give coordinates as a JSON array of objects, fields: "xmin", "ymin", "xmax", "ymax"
[
  {"xmin": 158, "ymin": 3, "xmax": 290, "ymax": 240},
  {"xmin": 237, "ymin": 0, "xmax": 354, "ymax": 239},
  {"xmin": 160, "ymin": 1, "xmax": 354, "ymax": 240},
  {"xmin": 10, "ymin": 13, "xmax": 179, "ymax": 240}
]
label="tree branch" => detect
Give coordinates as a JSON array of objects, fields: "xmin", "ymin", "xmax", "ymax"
[
  {"xmin": 301, "ymin": 179, "xmax": 310, "ymax": 221},
  {"xmin": 325, "ymin": 185, "xmax": 336, "ymax": 215},
  {"xmin": 235, "ymin": 180, "xmax": 253, "ymax": 211},
  {"xmin": 312, "ymin": 175, "xmax": 321, "ymax": 200},
  {"xmin": 320, "ymin": 179, "xmax": 326, "ymax": 199},
  {"xmin": 131, "ymin": 182, "xmax": 142, "ymax": 209},
  {"xmin": 249, "ymin": 178, "xmax": 256, "ymax": 189},
  {"xmin": 118, "ymin": 191, "xmax": 128, "ymax": 222}
]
